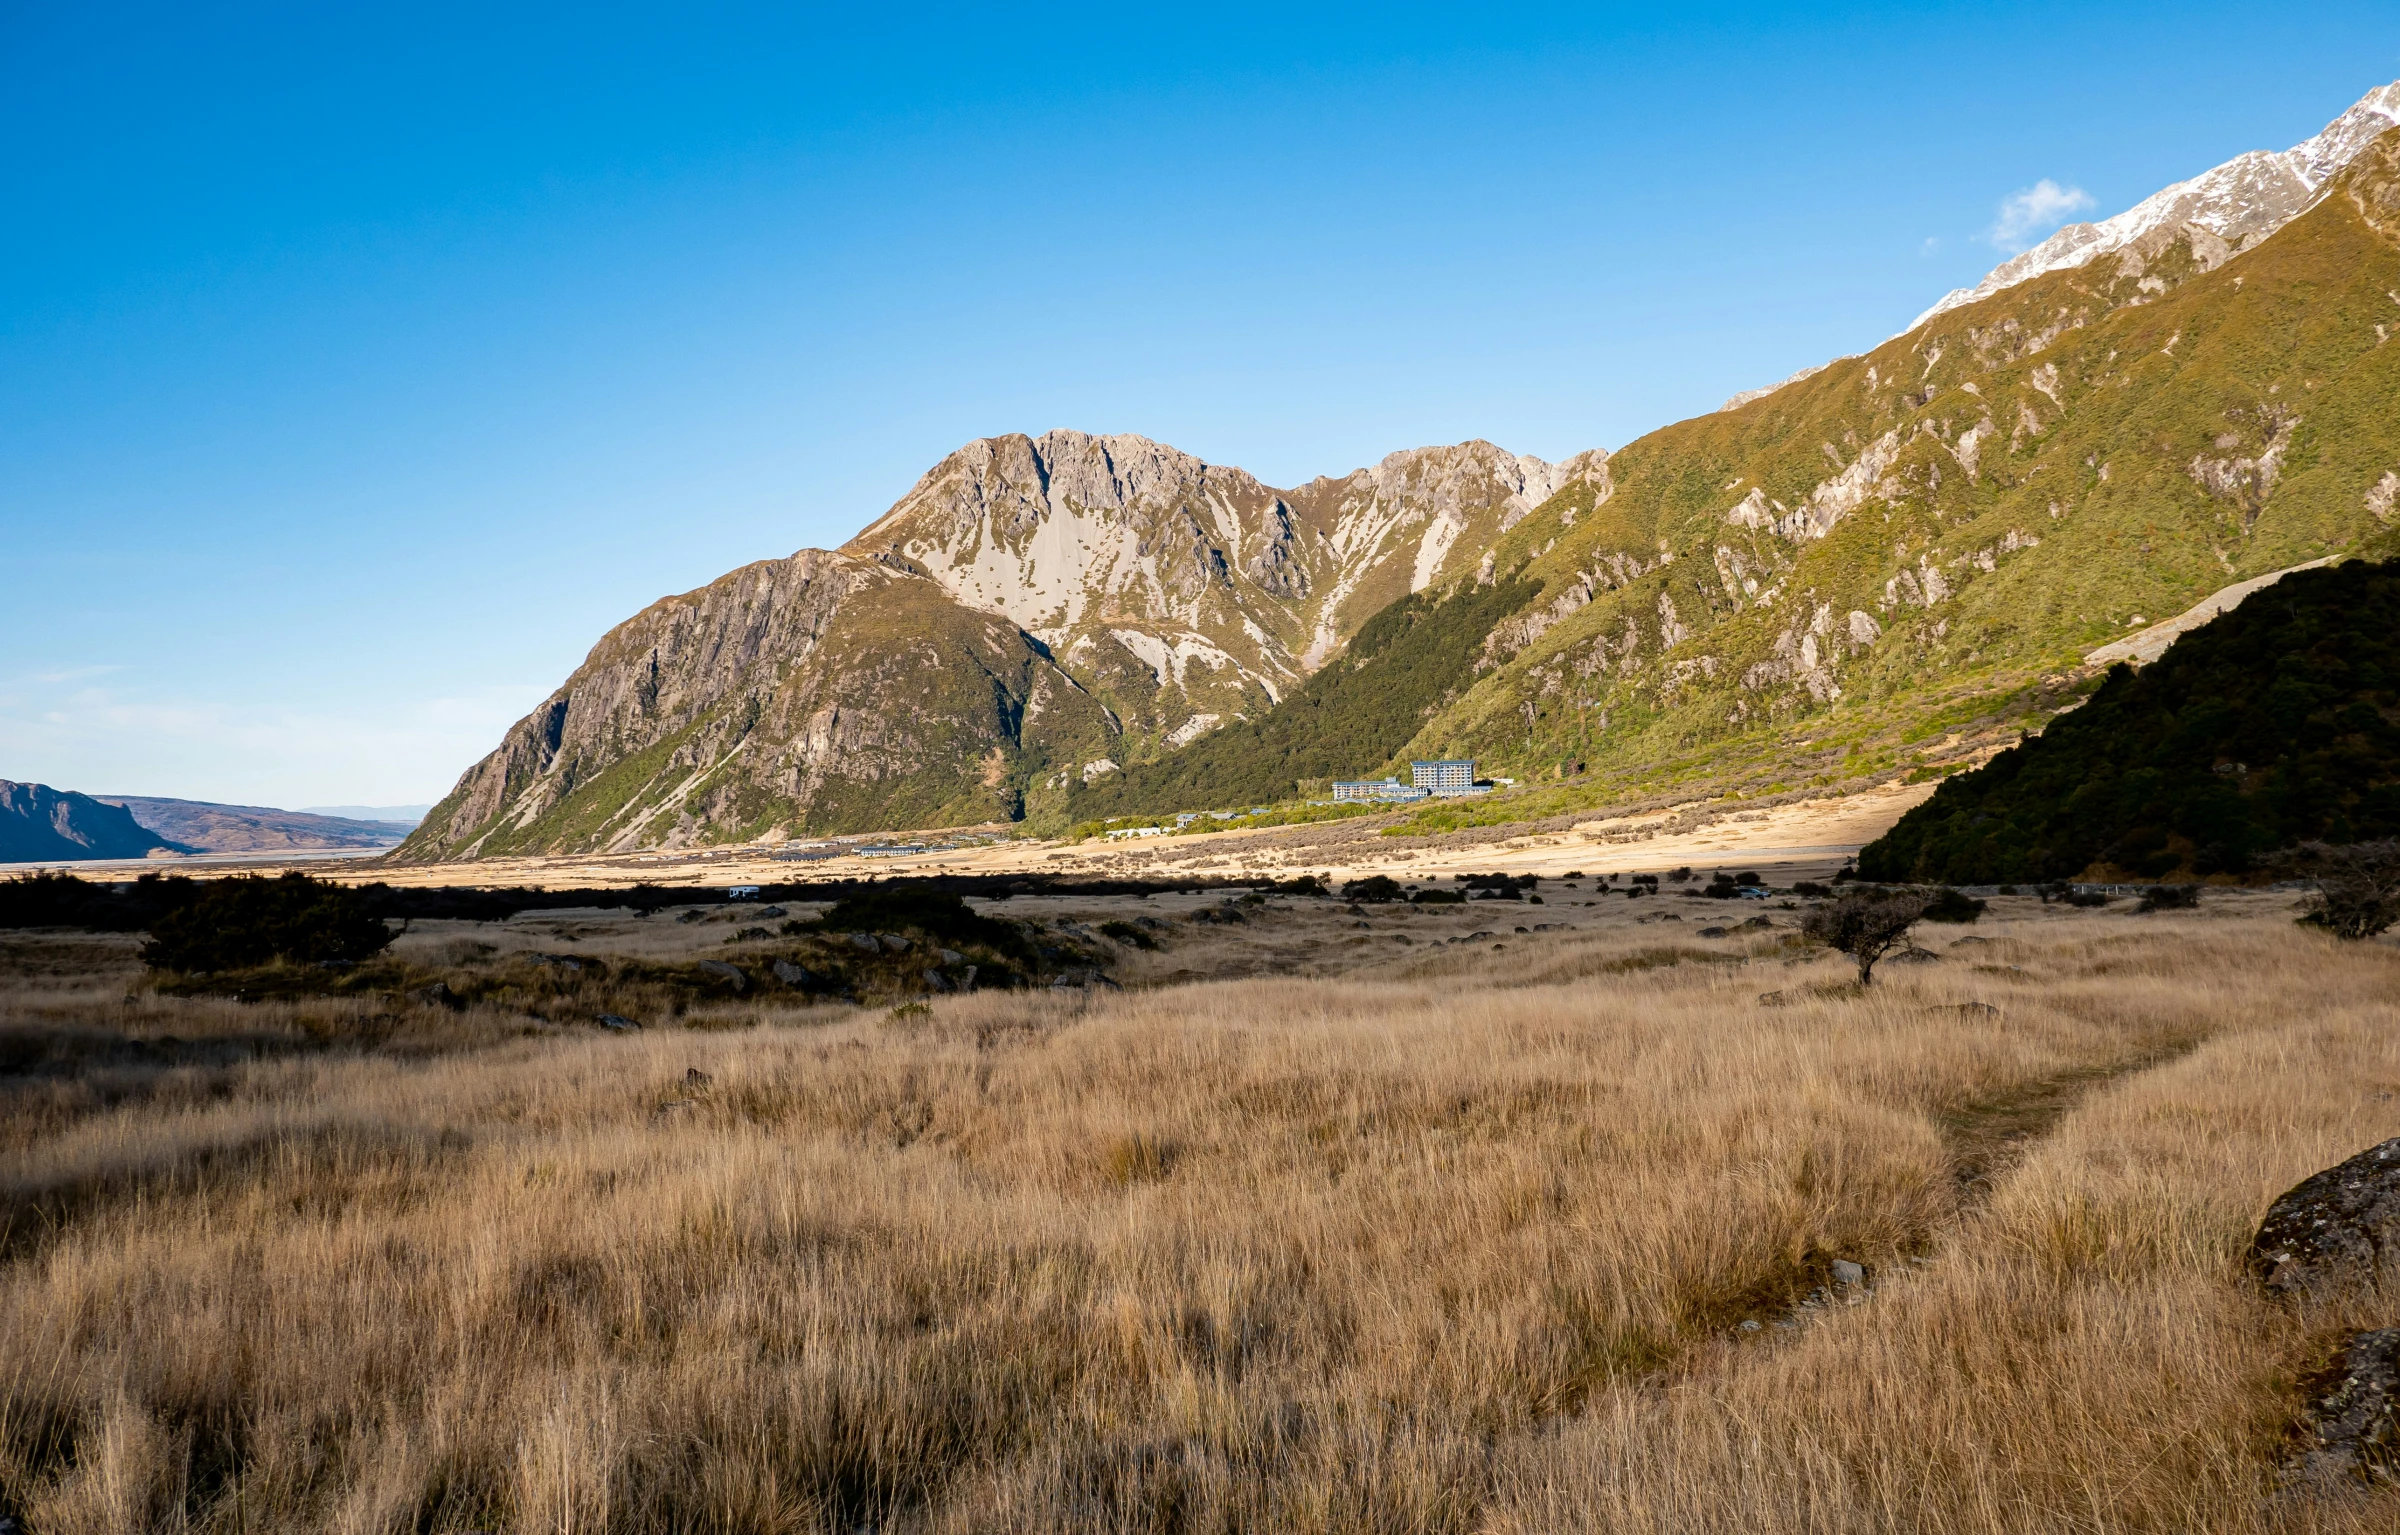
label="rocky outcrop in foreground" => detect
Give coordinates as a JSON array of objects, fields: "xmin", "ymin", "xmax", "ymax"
[{"xmin": 2253, "ymin": 1138, "xmax": 2400, "ymax": 1489}]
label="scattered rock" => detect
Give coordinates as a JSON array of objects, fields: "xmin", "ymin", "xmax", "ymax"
[
  {"xmin": 938, "ymin": 948, "xmax": 964, "ymax": 965},
  {"xmin": 1696, "ymin": 926, "xmax": 1731, "ymax": 939},
  {"xmin": 1514, "ymin": 925, "xmax": 1530, "ymax": 934},
  {"xmin": 2252, "ymin": 1138, "xmax": 2400, "ymax": 1296},
  {"xmin": 597, "ymin": 1014, "xmax": 642, "ymax": 1032},
  {"xmin": 879, "ymin": 934, "xmax": 912, "ymax": 953},
  {"xmin": 1466, "ymin": 931, "xmax": 1495, "ymax": 941},
  {"xmin": 696, "ymin": 960, "xmax": 749, "ymax": 993},
  {"xmin": 1737, "ymin": 916, "xmax": 1774, "ymax": 931},
  {"xmin": 1532, "ymin": 922, "xmax": 1564, "ymax": 932},
  {"xmin": 756, "ymin": 905, "xmax": 787, "ymax": 918},
  {"xmin": 847, "ymin": 931, "xmax": 881, "ymax": 952},
  {"xmin": 410, "ymin": 981, "xmax": 463, "ymax": 1010},
  {"xmin": 1886, "ymin": 946, "xmax": 1942, "ymax": 965},
  {"xmin": 729, "ymin": 926, "xmax": 771, "ymax": 942},
  {"xmin": 1830, "ymin": 1258, "xmax": 1866, "ymax": 1286},
  {"xmin": 1048, "ymin": 968, "xmax": 1120, "ymax": 990},
  {"xmin": 923, "ymin": 969, "xmax": 954, "ymax": 993},
  {"xmin": 2286, "ymin": 1329, "xmax": 2400, "ymax": 1489},
  {"xmin": 958, "ymin": 964, "xmax": 978, "ymax": 991},
  {"xmin": 771, "ymin": 958, "xmax": 815, "ymax": 987}
]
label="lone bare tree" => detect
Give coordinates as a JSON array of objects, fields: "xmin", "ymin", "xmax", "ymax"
[
  {"xmin": 2278, "ymin": 841, "xmax": 2400, "ymax": 940},
  {"xmin": 1803, "ymin": 890, "xmax": 1933, "ymax": 985}
]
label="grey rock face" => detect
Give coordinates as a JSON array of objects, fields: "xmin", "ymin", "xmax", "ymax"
[
  {"xmin": 770, "ymin": 959, "xmax": 814, "ymax": 987},
  {"xmin": 922, "ymin": 969, "xmax": 953, "ymax": 993},
  {"xmin": 2252, "ymin": 1138, "xmax": 2400, "ymax": 1296},
  {"xmin": 2288, "ymin": 1329, "xmax": 2400, "ymax": 1489},
  {"xmin": 1829, "ymin": 1259, "xmax": 1866, "ymax": 1287}
]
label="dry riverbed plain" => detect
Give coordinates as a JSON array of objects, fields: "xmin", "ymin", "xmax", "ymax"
[{"xmin": 2, "ymin": 878, "xmax": 2397, "ymax": 1532}]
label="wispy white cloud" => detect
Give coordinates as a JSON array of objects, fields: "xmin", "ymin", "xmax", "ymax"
[{"xmin": 1989, "ymin": 179, "xmax": 2096, "ymax": 252}]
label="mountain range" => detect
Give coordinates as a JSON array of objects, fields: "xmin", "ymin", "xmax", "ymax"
[
  {"xmin": 0, "ymin": 784, "xmax": 419, "ymax": 863},
  {"xmin": 403, "ymin": 82, "xmax": 2400, "ymax": 862}
]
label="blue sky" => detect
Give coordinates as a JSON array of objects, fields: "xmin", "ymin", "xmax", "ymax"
[{"xmin": 5, "ymin": 2, "xmax": 2396, "ymax": 809}]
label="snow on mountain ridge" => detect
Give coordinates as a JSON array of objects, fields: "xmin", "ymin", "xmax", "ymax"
[{"xmin": 1911, "ymin": 80, "xmax": 2400, "ymax": 329}]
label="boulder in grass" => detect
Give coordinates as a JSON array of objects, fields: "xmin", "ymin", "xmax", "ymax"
[
  {"xmin": 771, "ymin": 958, "xmax": 814, "ymax": 987},
  {"xmin": 696, "ymin": 960, "xmax": 748, "ymax": 993},
  {"xmin": 2286, "ymin": 1328, "xmax": 2400, "ymax": 1490},
  {"xmin": 923, "ymin": 969, "xmax": 953, "ymax": 993},
  {"xmin": 2251, "ymin": 1138, "xmax": 2400, "ymax": 1297},
  {"xmin": 597, "ymin": 1013, "xmax": 642, "ymax": 1032}
]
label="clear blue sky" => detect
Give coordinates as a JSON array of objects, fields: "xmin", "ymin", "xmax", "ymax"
[{"xmin": 5, "ymin": 2, "xmax": 2395, "ymax": 809}]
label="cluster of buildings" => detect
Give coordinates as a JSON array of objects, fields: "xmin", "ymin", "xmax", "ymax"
[{"xmin": 1331, "ymin": 759, "xmax": 1489, "ymax": 803}]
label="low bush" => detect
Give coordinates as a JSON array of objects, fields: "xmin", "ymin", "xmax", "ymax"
[
  {"xmin": 2136, "ymin": 884, "xmax": 2201, "ymax": 913},
  {"xmin": 1341, "ymin": 875, "xmax": 1404, "ymax": 904},
  {"xmin": 1920, "ymin": 888, "xmax": 1987, "ymax": 924},
  {"xmin": 1801, "ymin": 891, "xmax": 1932, "ymax": 985},
  {"xmin": 814, "ymin": 887, "xmax": 1032, "ymax": 960},
  {"xmin": 140, "ymin": 873, "xmax": 396, "ymax": 973},
  {"xmin": 2279, "ymin": 840, "xmax": 2400, "ymax": 940}
]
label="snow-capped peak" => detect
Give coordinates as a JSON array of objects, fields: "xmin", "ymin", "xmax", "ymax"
[{"xmin": 1911, "ymin": 80, "xmax": 2400, "ymax": 330}]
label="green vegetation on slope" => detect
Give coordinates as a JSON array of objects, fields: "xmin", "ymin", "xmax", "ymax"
[
  {"xmin": 1389, "ymin": 124, "xmax": 2400, "ymax": 796},
  {"xmin": 1858, "ymin": 559, "xmax": 2400, "ymax": 884},
  {"xmin": 1063, "ymin": 576, "xmax": 1537, "ymax": 819}
]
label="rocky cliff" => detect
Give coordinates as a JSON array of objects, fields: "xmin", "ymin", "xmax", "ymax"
[
  {"xmin": 0, "ymin": 781, "xmax": 178, "ymax": 863},
  {"xmin": 408, "ymin": 434, "xmax": 1601, "ymax": 857}
]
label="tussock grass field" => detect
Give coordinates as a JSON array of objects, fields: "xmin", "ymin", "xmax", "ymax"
[{"xmin": 1, "ymin": 892, "xmax": 2395, "ymax": 1532}]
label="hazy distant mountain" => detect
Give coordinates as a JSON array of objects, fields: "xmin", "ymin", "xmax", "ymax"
[
  {"xmin": 0, "ymin": 781, "xmax": 177, "ymax": 862},
  {"xmin": 96, "ymin": 797, "xmax": 415, "ymax": 853},
  {"xmin": 300, "ymin": 804, "xmax": 430, "ymax": 826}
]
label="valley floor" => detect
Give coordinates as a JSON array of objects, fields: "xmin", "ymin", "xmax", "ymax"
[
  {"xmin": 38, "ymin": 777, "xmax": 1938, "ymax": 893},
  {"xmin": 2, "ymin": 886, "xmax": 2397, "ymax": 1531}
]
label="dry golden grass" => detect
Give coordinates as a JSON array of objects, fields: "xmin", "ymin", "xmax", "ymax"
[{"xmin": 1, "ymin": 895, "xmax": 2395, "ymax": 1532}]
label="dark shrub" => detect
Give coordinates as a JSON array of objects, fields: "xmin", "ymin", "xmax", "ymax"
[
  {"xmin": 0, "ymin": 870, "xmax": 202, "ymax": 931},
  {"xmin": 1099, "ymin": 919, "xmax": 1158, "ymax": 949},
  {"xmin": 1791, "ymin": 881, "xmax": 1830, "ymax": 898},
  {"xmin": 2278, "ymin": 840, "xmax": 2400, "ymax": 940},
  {"xmin": 1341, "ymin": 875, "xmax": 1404, "ymax": 904},
  {"xmin": 2135, "ymin": 884, "xmax": 2201, "ymax": 912},
  {"xmin": 817, "ymin": 887, "xmax": 1031, "ymax": 959},
  {"xmin": 141, "ymin": 873, "xmax": 395, "ymax": 973},
  {"xmin": 1802, "ymin": 891, "xmax": 1932, "ymax": 985},
  {"xmin": 1411, "ymin": 889, "xmax": 1466, "ymax": 905},
  {"xmin": 1920, "ymin": 888, "xmax": 1987, "ymax": 924}
]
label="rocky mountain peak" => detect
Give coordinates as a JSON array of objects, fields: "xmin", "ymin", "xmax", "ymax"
[{"xmin": 1912, "ymin": 79, "xmax": 2400, "ymax": 329}]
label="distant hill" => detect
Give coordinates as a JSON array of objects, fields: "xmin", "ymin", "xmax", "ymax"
[
  {"xmin": 95, "ymin": 797, "xmax": 414, "ymax": 853},
  {"xmin": 300, "ymin": 804, "xmax": 429, "ymax": 826},
  {"xmin": 0, "ymin": 781, "xmax": 178, "ymax": 862},
  {"xmin": 1858, "ymin": 558, "xmax": 2399, "ymax": 884}
]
